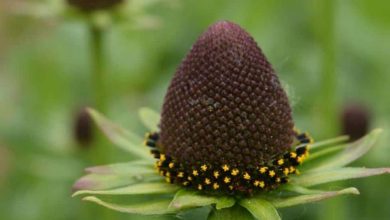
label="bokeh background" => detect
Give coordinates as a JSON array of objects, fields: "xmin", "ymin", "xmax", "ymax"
[{"xmin": 0, "ymin": 0, "xmax": 389, "ymax": 219}]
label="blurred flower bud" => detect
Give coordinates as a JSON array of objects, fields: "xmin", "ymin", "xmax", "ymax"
[
  {"xmin": 341, "ymin": 103, "xmax": 371, "ymax": 141},
  {"xmin": 67, "ymin": 0, "xmax": 124, "ymax": 12},
  {"xmin": 74, "ymin": 107, "xmax": 94, "ymax": 147}
]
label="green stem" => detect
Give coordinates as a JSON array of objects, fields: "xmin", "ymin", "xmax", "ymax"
[
  {"xmin": 89, "ymin": 24, "xmax": 107, "ymax": 113},
  {"xmin": 87, "ymin": 23, "xmax": 112, "ymax": 165},
  {"xmin": 312, "ymin": 0, "xmax": 337, "ymax": 138},
  {"xmin": 315, "ymin": 2, "xmax": 346, "ymax": 220}
]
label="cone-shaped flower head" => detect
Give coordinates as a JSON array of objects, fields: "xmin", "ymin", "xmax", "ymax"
[
  {"xmin": 145, "ymin": 21, "xmax": 311, "ymax": 195},
  {"xmin": 67, "ymin": 0, "xmax": 124, "ymax": 11},
  {"xmin": 160, "ymin": 21, "xmax": 293, "ymax": 168}
]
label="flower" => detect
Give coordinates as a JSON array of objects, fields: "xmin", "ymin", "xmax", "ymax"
[
  {"xmin": 73, "ymin": 21, "xmax": 390, "ymax": 219},
  {"xmin": 145, "ymin": 21, "xmax": 312, "ymax": 196}
]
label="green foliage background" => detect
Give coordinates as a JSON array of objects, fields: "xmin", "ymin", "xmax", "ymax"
[{"xmin": 0, "ymin": 0, "xmax": 389, "ymax": 219}]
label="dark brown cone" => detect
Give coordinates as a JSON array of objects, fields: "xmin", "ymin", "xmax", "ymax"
[
  {"xmin": 67, "ymin": 0, "xmax": 123, "ymax": 12},
  {"xmin": 158, "ymin": 21, "xmax": 294, "ymax": 170}
]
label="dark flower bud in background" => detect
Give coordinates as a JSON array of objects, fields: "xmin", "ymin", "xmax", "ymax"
[
  {"xmin": 67, "ymin": 0, "xmax": 124, "ymax": 12},
  {"xmin": 144, "ymin": 21, "xmax": 312, "ymax": 195},
  {"xmin": 341, "ymin": 103, "xmax": 371, "ymax": 141},
  {"xmin": 74, "ymin": 107, "xmax": 94, "ymax": 147}
]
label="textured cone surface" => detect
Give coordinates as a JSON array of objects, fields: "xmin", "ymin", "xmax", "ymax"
[
  {"xmin": 159, "ymin": 21, "xmax": 294, "ymax": 169},
  {"xmin": 67, "ymin": 0, "xmax": 123, "ymax": 11}
]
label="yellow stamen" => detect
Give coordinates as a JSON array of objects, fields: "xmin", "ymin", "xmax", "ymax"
[
  {"xmin": 231, "ymin": 169, "xmax": 239, "ymax": 176},
  {"xmin": 183, "ymin": 181, "xmax": 189, "ymax": 186},
  {"xmin": 229, "ymin": 185, "xmax": 234, "ymax": 190},
  {"xmin": 198, "ymin": 184, "xmax": 203, "ymax": 190},
  {"xmin": 283, "ymin": 168, "xmax": 289, "ymax": 175},
  {"xmin": 177, "ymin": 172, "xmax": 184, "ymax": 178},
  {"xmin": 253, "ymin": 180, "xmax": 260, "ymax": 186},
  {"xmin": 204, "ymin": 178, "xmax": 211, "ymax": 185},
  {"xmin": 243, "ymin": 172, "xmax": 251, "ymax": 180},
  {"xmin": 222, "ymin": 164, "xmax": 230, "ymax": 171},
  {"xmin": 160, "ymin": 154, "xmax": 166, "ymax": 161},
  {"xmin": 290, "ymin": 152, "xmax": 297, "ymax": 158},
  {"xmin": 277, "ymin": 159, "xmax": 284, "ymax": 165},
  {"xmin": 213, "ymin": 183, "xmax": 220, "ymax": 190},
  {"xmin": 269, "ymin": 170, "xmax": 276, "ymax": 177},
  {"xmin": 224, "ymin": 177, "xmax": 231, "ymax": 183},
  {"xmin": 192, "ymin": 170, "xmax": 199, "ymax": 176},
  {"xmin": 201, "ymin": 164, "xmax": 208, "ymax": 171},
  {"xmin": 213, "ymin": 171, "xmax": 220, "ymax": 179},
  {"xmin": 169, "ymin": 162, "xmax": 174, "ymax": 168},
  {"xmin": 188, "ymin": 176, "xmax": 193, "ymax": 181},
  {"xmin": 259, "ymin": 166, "xmax": 268, "ymax": 174},
  {"xmin": 259, "ymin": 181, "xmax": 265, "ymax": 188},
  {"xmin": 276, "ymin": 177, "xmax": 281, "ymax": 183},
  {"xmin": 165, "ymin": 177, "xmax": 171, "ymax": 183}
]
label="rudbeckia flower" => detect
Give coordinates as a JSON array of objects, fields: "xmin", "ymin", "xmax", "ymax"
[{"xmin": 73, "ymin": 21, "xmax": 390, "ymax": 219}]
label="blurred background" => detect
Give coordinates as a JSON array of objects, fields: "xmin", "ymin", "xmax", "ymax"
[{"xmin": 0, "ymin": 0, "xmax": 389, "ymax": 219}]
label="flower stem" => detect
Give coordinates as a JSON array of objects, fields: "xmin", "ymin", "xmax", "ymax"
[
  {"xmin": 312, "ymin": 0, "xmax": 337, "ymax": 138},
  {"xmin": 89, "ymin": 24, "xmax": 107, "ymax": 113},
  {"xmin": 87, "ymin": 22, "xmax": 111, "ymax": 165}
]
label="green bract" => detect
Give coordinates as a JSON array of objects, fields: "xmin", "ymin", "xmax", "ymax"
[{"xmin": 72, "ymin": 108, "xmax": 390, "ymax": 220}]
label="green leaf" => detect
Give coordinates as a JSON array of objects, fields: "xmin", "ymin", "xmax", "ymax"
[
  {"xmin": 73, "ymin": 181, "xmax": 179, "ymax": 197},
  {"xmin": 304, "ymin": 145, "xmax": 346, "ymax": 162},
  {"xmin": 208, "ymin": 205, "xmax": 255, "ymax": 220},
  {"xmin": 73, "ymin": 173, "xmax": 159, "ymax": 191},
  {"xmin": 281, "ymin": 184, "xmax": 325, "ymax": 194},
  {"xmin": 82, "ymin": 196, "xmax": 178, "ymax": 215},
  {"xmin": 85, "ymin": 161, "xmax": 155, "ymax": 175},
  {"xmin": 309, "ymin": 135, "xmax": 349, "ymax": 150},
  {"xmin": 73, "ymin": 161, "xmax": 158, "ymax": 191},
  {"xmin": 87, "ymin": 108, "xmax": 151, "ymax": 160},
  {"xmin": 239, "ymin": 197, "xmax": 281, "ymax": 220},
  {"xmin": 169, "ymin": 189, "xmax": 235, "ymax": 211},
  {"xmin": 138, "ymin": 107, "xmax": 160, "ymax": 131},
  {"xmin": 306, "ymin": 129, "xmax": 382, "ymax": 171},
  {"xmin": 268, "ymin": 187, "xmax": 359, "ymax": 208},
  {"xmin": 291, "ymin": 167, "xmax": 390, "ymax": 187}
]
